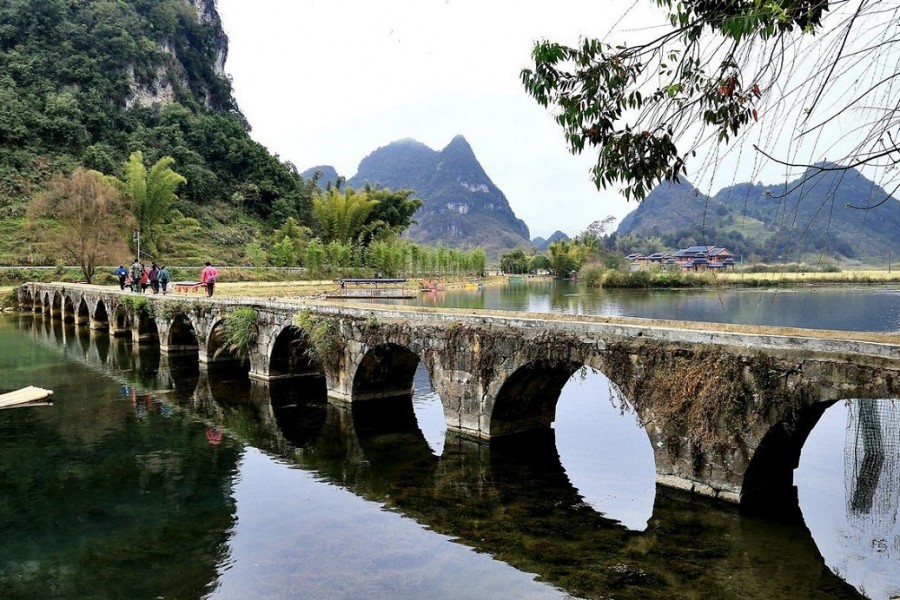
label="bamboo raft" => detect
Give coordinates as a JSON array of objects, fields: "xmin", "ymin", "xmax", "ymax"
[{"xmin": 0, "ymin": 386, "xmax": 54, "ymax": 409}]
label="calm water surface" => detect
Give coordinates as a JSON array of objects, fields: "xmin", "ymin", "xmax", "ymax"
[
  {"xmin": 2, "ymin": 282, "xmax": 900, "ymax": 598},
  {"xmin": 409, "ymin": 280, "xmax": 900, "ymax": 332}
]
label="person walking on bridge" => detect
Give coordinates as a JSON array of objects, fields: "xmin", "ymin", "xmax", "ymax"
[
  {"xmin": 201, "ymin": 261, "xmax": 218, "ymax": 297},
  {"xmin": 115, "ymin": 265, "xmax": 128, "ymax": 290},
  {"xmin": 148, "ymin": 263, "xmax": 160, "ymax": 294},
  {"xmin": 158, "ymin": 265, "xmax": 171, "ymax": 295},
  {"xmin": 130, "ymin": 259, "xmax": 142, "ymax": 293}
]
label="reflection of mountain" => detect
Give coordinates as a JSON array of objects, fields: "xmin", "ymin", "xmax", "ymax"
[{"xmin": 842, "ymin": 399, "xmax": 900, "ymax": 598}]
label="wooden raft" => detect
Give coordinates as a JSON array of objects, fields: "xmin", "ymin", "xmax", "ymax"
[{"xmin": 0, "ymin": 386, "xmax": 54, "ymax": 409}]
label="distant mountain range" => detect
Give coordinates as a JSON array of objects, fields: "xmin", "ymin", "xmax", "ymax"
[
  {"xmin": 532, "ymin": 231, "xmax": 571, "ymax": 251},
  {"xmin": 617, "ymin": 166, "xmax": 900, "ymax": 263},
  {"xmin": 303, "ymin": 136, "xmax": 531, "ymax": 257}
]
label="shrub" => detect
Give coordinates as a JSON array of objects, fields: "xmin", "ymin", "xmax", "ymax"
[{"xmin": 220, "ymin": 307, "xmax": 258, "ymax": 361}]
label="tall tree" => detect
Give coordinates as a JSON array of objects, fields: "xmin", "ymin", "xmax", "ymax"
[
  {"xmin": 361, "ymin": 184, "xmax": 423, "ymax": 244},
  {"xmin": 117, "ymin": 151, "xmax": 186, "ymax": 254},
  {"xmin": 521, "ymin": 1, "xmax": 899, "ymax": 202},
  {"xmin": 28, "ymin": 168, "xmax": 133, "ymax": 283},
  {"xmin": 312, "ymin": 187, "xmax": 378, "ymax": 244},
  {"xmin": 548, "ymin": 240, "xmax": 581, "ymax": 278}
]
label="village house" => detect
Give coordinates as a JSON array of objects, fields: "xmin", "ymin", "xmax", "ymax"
[{"xmin": 628, "ymin": 246, "xmax": 736, "ymax": 272}]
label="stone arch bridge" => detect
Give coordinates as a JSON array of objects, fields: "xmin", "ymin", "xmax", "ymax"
[{"xmin": 18, "ymin": 282, "xmax": 900, "ymax": 507}]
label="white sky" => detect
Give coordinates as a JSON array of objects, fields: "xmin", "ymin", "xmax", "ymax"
[{"xmin": 216, "ymin": 0, "xmax": 665, "ymax": 239}]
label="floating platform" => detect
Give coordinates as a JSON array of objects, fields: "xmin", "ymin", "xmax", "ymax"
[
  {"xmin": 0, "ymin": 386, "xmax": 54, "ymax": 409},
  {"xmin": 328, "ymin": 278, "xmax": 413, "ymax": 299},
  {"xmin": 326, "ymin": 293, "xmax": 415, "ymax": 300}
]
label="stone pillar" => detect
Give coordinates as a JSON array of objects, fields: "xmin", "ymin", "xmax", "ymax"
[{"xmin": 430, "ymin": 360, "xmax": 486, "ymax": 440}]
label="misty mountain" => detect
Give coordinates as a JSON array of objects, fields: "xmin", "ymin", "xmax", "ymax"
[
  {"xmin": 616, "ymin": 167, "xmax": 900, "ymax": 262},
  {"xmin": 533, "ymin": 231, "xmax": 571, "ymax": 251},
  {"xmin": 317, "ymin": 136, "xmax": 532, "ymax": 257}
]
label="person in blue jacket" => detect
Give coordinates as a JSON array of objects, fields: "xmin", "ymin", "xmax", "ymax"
[{"xmin": 115, "ymin": 265, "xmax": 128, "ymax": 290}]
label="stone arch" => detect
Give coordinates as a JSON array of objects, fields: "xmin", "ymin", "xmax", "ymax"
[
  {"xmin": 92, "ymin": 299, "xmax": 110, "ymax": 330},
  {"xmin": 113, "ymin": 302, "xmax": 131, "ymax": 335},
  {"xmin": 62, "ymin": 295, "xmax": 76, "ymax": 322},
  {"xmin": 76, "ymin": 297, "xmax": 90, "ymax": 326},
  {"xmin": 51, "ymin": 291, "xmax": 63, "ymax": 319},
  {"xmin": 269, "ymin": 325, "xmax": 320, "ymax": 379},
  {"xmin": 167, "ymin": 313, "xmax": 200, "ymax": 354},
  {"xmin": 352, "ymin": 343, "xmax": 420, "ymax": 401},
  {"xmin": 20, "ymin": 289, "xmax": 34, "ymax": 312},
  {"xmin": 41, "ymin": 291, "xmax": 51, "ymax": 314},
  {"xmin": 206, "ymin": 318, "xmax": 242, "ymax": 364},
  {"xmin": 741, "ymin": 399, "xmax": 836, "ymax": 511},
  {"xmin": 134, "ymin": 307, "xmax": 158, "ymax": 342},
  {"xmin": 489, "ymin": 359, "xmax": 584, "ymax": 437}
]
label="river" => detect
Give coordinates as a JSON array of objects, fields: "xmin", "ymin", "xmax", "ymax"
[{"xmin": 1, "ymin": 282, "xmax": 899, "ymax": 599}]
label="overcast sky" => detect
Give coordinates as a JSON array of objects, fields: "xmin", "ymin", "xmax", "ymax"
[{"xmin": 216, "ymin": 0, "xmax": 668, "ymax": 239}]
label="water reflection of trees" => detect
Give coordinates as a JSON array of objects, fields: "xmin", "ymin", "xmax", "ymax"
[
  {"xmin": 1, "ymin": 316, "xmax": 240, "ymax": 599},
  {"xmin": 841, "ymin": 399, "xmax": 900, "ymax": 599}
]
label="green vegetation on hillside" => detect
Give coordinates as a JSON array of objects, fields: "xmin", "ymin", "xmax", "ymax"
[{"xmin": 0, "ymin": 0, "xmax": 317, "ymax": 266}]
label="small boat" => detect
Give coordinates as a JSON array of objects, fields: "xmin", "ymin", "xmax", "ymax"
[{"xmin": 0, "ymin": 386, "xmax": 54, "ymax": 409}]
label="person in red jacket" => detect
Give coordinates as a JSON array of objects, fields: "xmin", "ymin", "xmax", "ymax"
[{"xmin": 201, "ymin": 261, "xmax": 218, "ymax": 297}]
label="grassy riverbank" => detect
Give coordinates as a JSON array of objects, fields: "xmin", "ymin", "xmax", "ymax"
[{"xmin": 584, "ymin": 267, "xmax": 900, "ymax": 289}]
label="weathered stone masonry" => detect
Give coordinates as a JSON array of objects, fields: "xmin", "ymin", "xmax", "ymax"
[{"xmin": 19, "ymin": 282, "xmax": 900, "ymax": 506}]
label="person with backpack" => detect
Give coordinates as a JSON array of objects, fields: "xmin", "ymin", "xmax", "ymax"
[
  {"xmin": 201, "ymin": 261, "xmax": 218, "ymax": 297},
  {"xmin": 130, "ymin": 259, "xmax": 142, "ymax": 293},
  {"xmin": 158, "ymin": 265, "xmax": 171, "ymax": 295},
  {"xmin": 148, "ymin": 263, "xmax": 160, "ymax": 294},
  {"xmin": 115, "ymin": 265, "xmax": 128, "ymax": 290}
]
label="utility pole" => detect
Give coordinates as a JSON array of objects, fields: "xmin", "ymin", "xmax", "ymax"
[{"xmin": 133, "ymin": 230, "xmax": 140, "ymax": 261}]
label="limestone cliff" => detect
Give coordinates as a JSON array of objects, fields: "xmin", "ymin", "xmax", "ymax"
[
  {"xmin": 340, "ymin": 136, "xmax": 532, "ymax": 256},
  {"xmin": 126, "ymin": 0, "xmax": 230, "ymax": 110}
]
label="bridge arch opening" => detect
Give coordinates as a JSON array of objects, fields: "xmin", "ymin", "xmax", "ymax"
[
  {"xmin": 77, "ymin": 298, "xmax": 90, "ymax": 326},
  {"xmin": 793, "ymin": 398, "xmax": 900, "ymax": 599},
  {"xmin": 51, "ymin": 292, "xmax": 63, "ymax": 319},
  {"xmin": 21, "ymin": 290, "xmax": 34, "ymax": 311},
  {"xmin": 93, "ymin": 300, "xmax": 109, "ymax": 329},
  {"xmin": 741, "ymin": 400, "xmax": 834, "ymax": 512},
  {"xmin": 167, "ymin": 314, "xmax": 199, "ymax": 355},
  {"xmin": 41, "ymin": 292, "xmax": 50, "ymax": 314},
  {"xmin": 352, "ymin": 343, "xmax": 419, "ymax": 401},
  {"xmin": 62, "ymin": 296, "xmax": 75, "ymax": 322},
  {"xmin": 206, "ymin": 320, "xmax": 249, "ymax": 372},
  {"xmin": 134, "ymin": 308, "xmax": 158, "ymax": 343},
  {"xmin": 493, "ymin": 361, "xmax": 657, "ymax": 530},
  {"xmin": 114, "ymin": 304, "xmax": 130, "ymax": 335},
  {"xmin": 269, "ymin": 325, "xmax": 320, "ymax": 378},
  {"xmin": 490, "ymin": 359, "xmax": 582, "ymax": 437}
]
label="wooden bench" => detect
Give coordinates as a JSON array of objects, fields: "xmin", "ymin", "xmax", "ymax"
[{"xmin": 172, "ymin": 281, "xmax": 205, "ymax": 294}]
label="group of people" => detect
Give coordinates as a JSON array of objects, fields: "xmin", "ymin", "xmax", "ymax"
[
  {"xmin": 115, "ymin": 260, "xmax": 219, "ymax": 297},
  {"xmin": 116, "ymin": 260, "xmax": 171, "ymax": 294}
]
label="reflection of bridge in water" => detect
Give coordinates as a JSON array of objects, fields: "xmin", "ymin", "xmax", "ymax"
[{"xmin": 13, "ymin": 313, "xmax": 866, "ymax": 599}]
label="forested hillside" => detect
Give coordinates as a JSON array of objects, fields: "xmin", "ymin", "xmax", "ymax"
[{"xmin": 0, "ymin": 0, "xmax": 315, "ymax": 264}]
